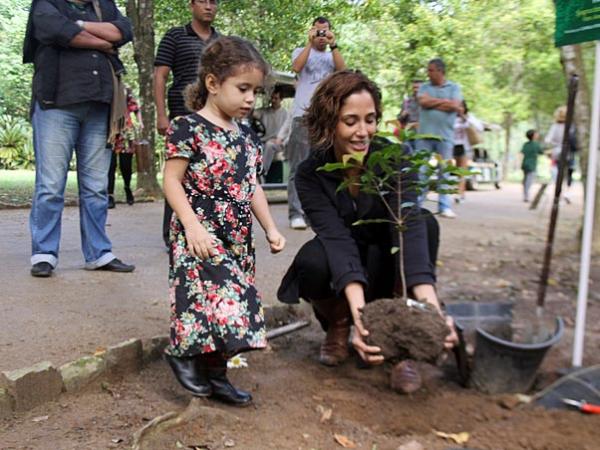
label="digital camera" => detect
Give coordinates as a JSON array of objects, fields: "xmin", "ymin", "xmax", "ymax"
[{"xmin": 316, "ymin": 30, "xmax": 327, "ymax": 37}]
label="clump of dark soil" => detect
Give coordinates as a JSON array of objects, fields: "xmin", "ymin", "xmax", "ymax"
[{"xmin": 362, "ymin": 298, "xmax": 449, "ymax": 363}]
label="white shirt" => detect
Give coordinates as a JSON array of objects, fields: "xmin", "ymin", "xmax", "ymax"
[
  {"xmin": 290, "ymin": 47, "xmax": 335, "ymax": 118},
  {"xmin": 453, "ymin": 113, "xmax": 484, "ymax": 151}
]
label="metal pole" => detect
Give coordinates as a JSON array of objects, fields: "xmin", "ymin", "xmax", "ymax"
[
  {"xmin": 572, "ymin": 42, "xmax": 600, "ymax": 367},
  {"xmin": 266, "ymin": 320, "xmax": 310, "ymax": 340},
  {"xmin": 537, "ymin": 75, "xmax": 579, "ymax": 312}
]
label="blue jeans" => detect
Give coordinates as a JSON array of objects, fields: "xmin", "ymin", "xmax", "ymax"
[
  {"xmin": 415, "ymin": 139, "xmax": 455, "ymax": 213},
  {"xmin": 30, "ymin": 102, "xmax": 115, "ymax": 268}
]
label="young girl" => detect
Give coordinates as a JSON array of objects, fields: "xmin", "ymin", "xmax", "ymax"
[
  {"xmin": 108, "ymin": 88, "xmax": 142, "ymax": 208},
  {"xmin": 163, "ymin": 36, "xmax": 286, "ymax": 407}
]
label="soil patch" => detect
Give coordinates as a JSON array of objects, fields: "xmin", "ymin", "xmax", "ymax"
[{"xmin": 362, "ymin": 298, "xmax": 449, "ymax": 362}]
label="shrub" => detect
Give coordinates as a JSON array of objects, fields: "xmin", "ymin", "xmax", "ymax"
[{"xmin": 0, "ymin": 114, "xmax": 34, "ymax": 170}]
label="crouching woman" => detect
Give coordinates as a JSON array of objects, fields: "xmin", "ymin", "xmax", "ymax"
[{"xmin": 277, "ymin": 70, "xmax": 457, "ymax": 392}]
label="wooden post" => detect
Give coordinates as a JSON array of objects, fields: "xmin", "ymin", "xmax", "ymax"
[{"xmin": 537, "ymin": 75, "xmax": 579, "ymax": 311}]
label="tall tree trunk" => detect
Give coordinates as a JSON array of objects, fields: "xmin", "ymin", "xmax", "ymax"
[
  {"xmin": 560, "ymin": 44, "xmax": 600, "ymax": 253},
  {"xmin": 502, "ymin": 111, "xmax": 513, "ymax": 181},
  {"xmin": 126, "ymin": 0, "xmax": 161, "ymax": 196}
]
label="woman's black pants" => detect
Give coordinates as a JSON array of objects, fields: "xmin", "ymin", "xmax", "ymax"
[{"xmin": 108, "ymin": 152, "xmax": 133, "ymax": 195}]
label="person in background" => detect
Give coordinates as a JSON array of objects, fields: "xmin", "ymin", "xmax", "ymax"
[
  {"xmin": 417, "ymin": 58, "xmax": 463, "ymax": 219},
  {"xmin": 544, "ymin": 106, "xmax": 566, "ymax": 183},
  {"xmin": 23, "ymin": 0, "xmax": 135, "ymax": 277},
  {"xmin": 452, "ymin": 100, "xmax": 483, "ymax": 203},
  {"xmin": 253, "ymin": 87, "xmax": 289, "ymax": 177},
  {"xmin": 162, "ymin": 37, "xmax": 285, "ymax": 406},
  {"xmin": 521, "ymin": 129, "xmax": 544, "ymax": 203},
  {"xmin": 287, "ymin": 16, "xmax": 346, "ymax": 230},
  {"xmin": 398, "ymin": 79, "xmax": 423, "ymax": 131},
  {"xmin": 544, "ymin": 105, "xmax": 574, "ymax": 203},
  {"xmin": 154, "ymin": 0, "xmax": 220, "ymax": 248},
  {"xmin": 108, "ymin": 88, "xmax": 143, "ymax": 208}
]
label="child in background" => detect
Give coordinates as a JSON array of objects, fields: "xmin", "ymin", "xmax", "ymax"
[
  {"xmin": 162, "ymin": 36, "xmax": 286, "ymax": 406},
  {"xmin": 521, "ymin": 129, "xmax": 544, "ymax": 202},
  {"xmin": 108, "ymin": 88, "xmax": 143, "ymax": 208}
]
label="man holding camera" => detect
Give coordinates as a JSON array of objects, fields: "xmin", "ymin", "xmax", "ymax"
[{"xmin": 287, "ymin": 16, "xmax": 345, "ymax": 230}]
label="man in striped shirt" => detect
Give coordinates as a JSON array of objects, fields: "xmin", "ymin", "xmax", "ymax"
[{"xmin": 153, "ymin": 0, "xmax": 220, "ymax": 246}]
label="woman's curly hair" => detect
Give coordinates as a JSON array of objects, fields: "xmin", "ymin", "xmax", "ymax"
[
  {"xmin": 184, "ymin": 36, "xmax": 270, "ymax": 112},
  {"xmin": 304, "ymin": 70, "xmax": 382, "ymax": 151}
]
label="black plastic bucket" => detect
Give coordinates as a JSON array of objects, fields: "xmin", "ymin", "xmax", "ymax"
[
  {"xmin": 446, "ymin": 302, "xmax": 514, "ymax": 386},
  {"xmin": 470, "ymin": 317, "xmax": 564, "ymax": 394},
  {"xmin": 446, "ymin": 303, "xmax": 564, "ymax": 393}
]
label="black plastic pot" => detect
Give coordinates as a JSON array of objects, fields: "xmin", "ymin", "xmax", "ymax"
[
  {"xmin": 446, "ymin": 303, "xmax": 564, "ymax": 394},
  {"xmin": 446, "ymin": 302, "xmax": 514, "ymax": 386},
  {"xmin": 470, "ymin": 317, "xmax": 564, "ymax": 394}
]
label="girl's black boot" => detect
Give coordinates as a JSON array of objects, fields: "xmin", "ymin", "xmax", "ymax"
[
  {"xmin": 165, "ymin": 354, "xmax": 212, "ymax": 397},
  {"xmin": 199, "ymin": 353, "xmax": 252, "ymax": 406}
]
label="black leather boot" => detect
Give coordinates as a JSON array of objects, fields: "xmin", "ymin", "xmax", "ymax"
[
  {"xmin": 165, "ymin": 354, "xmax": 212, "ymax": 397},
  {"xmin": 199, "ymin": 354, "xmax": 252, "ymax": 406}
]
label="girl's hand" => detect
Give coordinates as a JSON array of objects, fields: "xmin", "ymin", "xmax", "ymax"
[
  {"xmin": 266, "ymin": 229, "xmax": 286, "ymax": 254},
  {"xmin": 185, "ymin": 222, "xmax": 216, "ymax": 259}
]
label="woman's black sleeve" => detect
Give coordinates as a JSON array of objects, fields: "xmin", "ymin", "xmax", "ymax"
[{"xmin": 295, "ymin": 162, "xmax": 368, "ymax": 296}]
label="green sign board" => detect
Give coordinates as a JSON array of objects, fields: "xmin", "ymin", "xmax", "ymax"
[{"xmin": 555, "ymin": 0, "xmax": 600, "ymax": 46}]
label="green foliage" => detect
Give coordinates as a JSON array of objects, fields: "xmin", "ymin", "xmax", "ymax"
[
  {"xmin": 319, "ymin": 133, "xmax": 470, "ymax": 213},
  {"xmin": 0, "ymin": 114, "xmax": 34, "ymax": 169},
  {"xmin": 0, "ymin": 0, "xmax": 570, "ymax": 145},
  {"xmin": 0, "ymin": 0, "xmax": 34, "ymax": 119}
]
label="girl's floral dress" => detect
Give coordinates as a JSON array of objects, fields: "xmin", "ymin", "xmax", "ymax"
[{"xmin": 165, "ymin": 113, "xmax": 267, "ymax": 358}]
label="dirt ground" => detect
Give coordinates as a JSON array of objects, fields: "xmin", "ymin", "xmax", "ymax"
[{"xmin": 1, "ymin": 182, "xmax": 600, "ymax": 449}]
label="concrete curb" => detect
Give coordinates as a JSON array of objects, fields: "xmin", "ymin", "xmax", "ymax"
[{"xmin": 0, "ymin": 304, "xmax": 308, "ymax": 419}]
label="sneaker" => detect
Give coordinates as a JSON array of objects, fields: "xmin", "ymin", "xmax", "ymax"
[
  {"xmin": 290, "ymin": 217, "xmax": 308, "ymax": 230},
  {"xmin": 439, "ymin": 209, "xmax": 457, "ymax": 219},
  {"xmin": 31, "ymin": 262, "xmax": 53, "ymax": 278},
  {"xmin": 108, "ymin": 195, "xmax": 116, "ymax": 209}
]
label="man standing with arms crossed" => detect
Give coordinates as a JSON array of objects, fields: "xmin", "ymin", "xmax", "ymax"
[
  {"xmin": 417, "ymin": 58, "xmax": 463, "ymax": 219},
  {"xmin": 24, "ymin": 0, "xmax": 135, "ymax": 277},
  {"xmin": 287, "ymin": 16, "xmax": 345, "ymax": 230},
  {"xmin": 154, "ymin": 0, "xmax": 220, "ymax": 247}
]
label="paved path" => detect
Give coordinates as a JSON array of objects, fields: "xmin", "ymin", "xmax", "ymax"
[{"xmin": 0, "ymin": 182, "xmax": 586, "ymax": 372}]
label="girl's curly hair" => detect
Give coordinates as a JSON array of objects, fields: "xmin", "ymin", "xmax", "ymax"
[
  {"xmin": 304, "ymin": 70, "xmax": 382, "ymax": 151},
  {"xmin": 184, "ymin": 36, "xmax": 270, "ymax": 112}
]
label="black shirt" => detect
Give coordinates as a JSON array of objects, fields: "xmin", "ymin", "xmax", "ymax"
[
  {"xmin": 154, "ymin": 23, "xmax": 219, "ymax": 119},
  {"xmin": 30, "ymin": 0, "xmax": 132, "ymax": 108}
]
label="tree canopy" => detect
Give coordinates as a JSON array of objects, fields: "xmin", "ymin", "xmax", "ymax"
[{"xmin": 1, "ymin": 0, "xmax": 565, "ymax": 128}]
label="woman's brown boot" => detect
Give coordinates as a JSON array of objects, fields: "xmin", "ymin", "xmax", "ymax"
[{"xmin": 313, "ymin": 298, "xmax": 351, "ymax": 366}]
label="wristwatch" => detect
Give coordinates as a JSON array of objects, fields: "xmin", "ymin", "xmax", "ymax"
[
  {"xmin": 76, "ymin": 20, "xmax": 85, "ymax": 29},
  {"xmin": 330, "ymin": 43, "xmax": 339, "ymax": 51}
]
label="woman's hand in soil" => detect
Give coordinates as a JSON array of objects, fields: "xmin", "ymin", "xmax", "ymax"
[
  {"xmin": 266, "ymin": 228, "xmax": 286, "ymax": 254},
  {"xmin": 351, "ymin": 324, "xmax": 384, "ymax": 365},
  {"xmin": 444, "ymin": 315, "xmax": 459, "ymax": 350},
  {"xmin": 185, "ymin": 222, "xmax": 216, "ymax": 259},
  {"xmin": 345, "ymin": 283, "xmax": 384, "ymax": 365}
]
